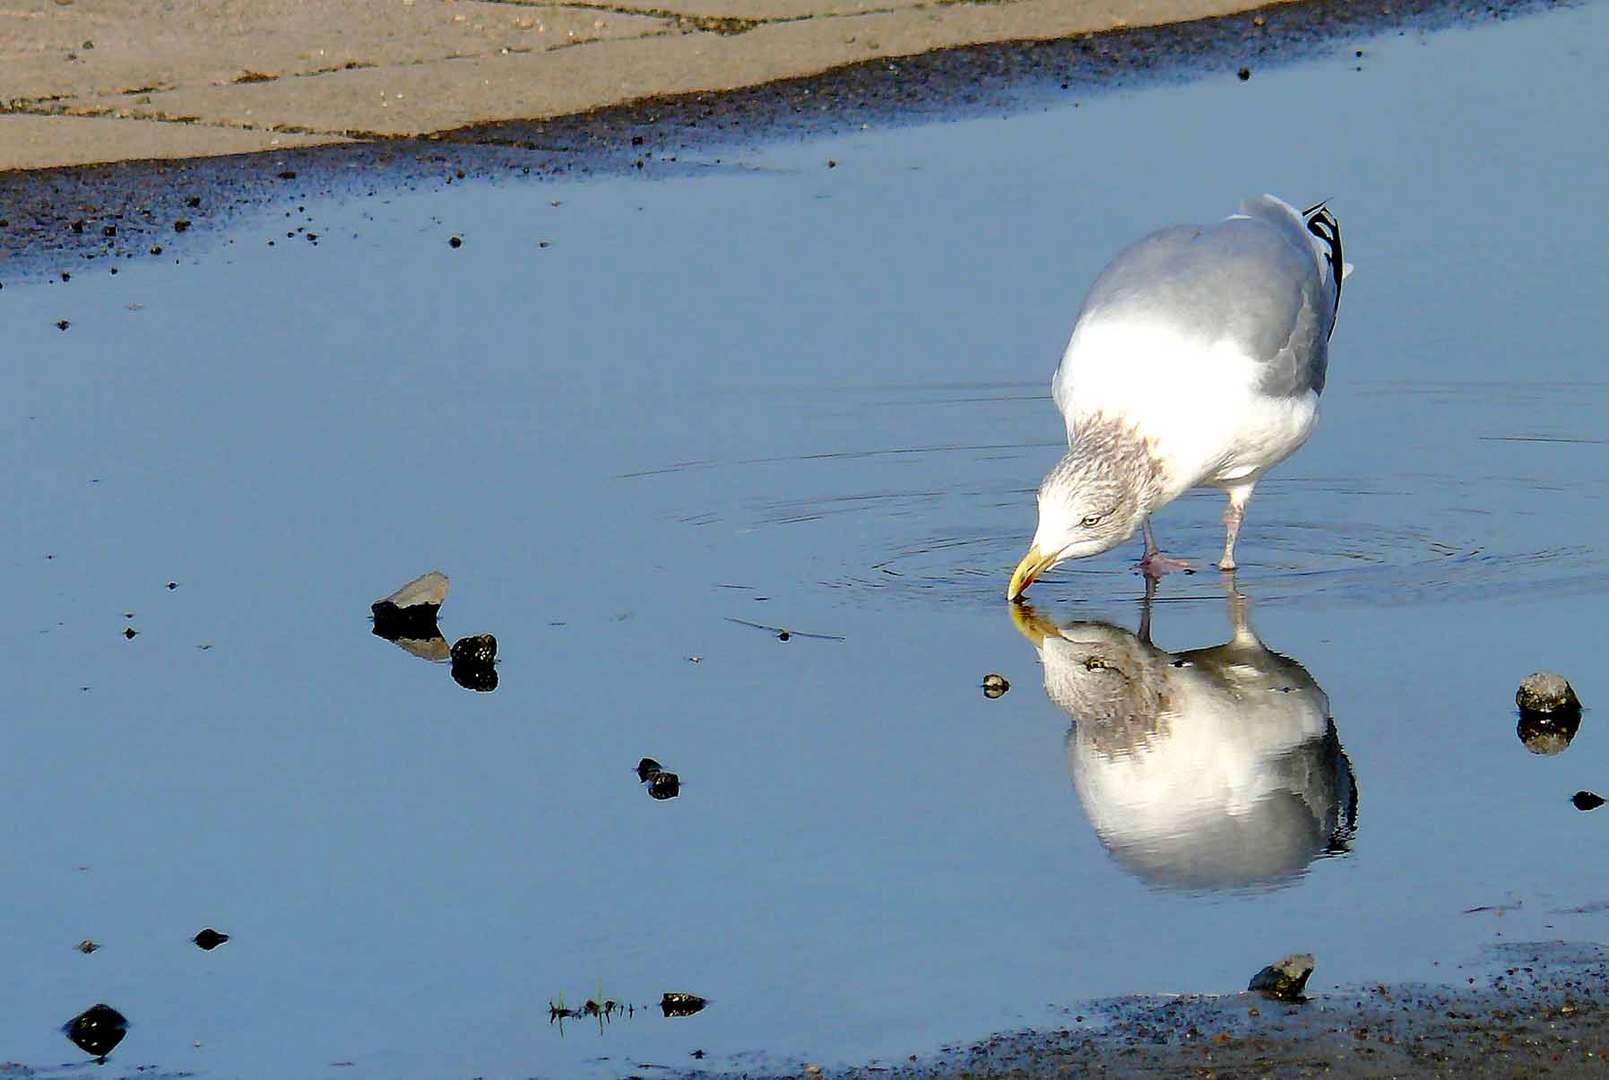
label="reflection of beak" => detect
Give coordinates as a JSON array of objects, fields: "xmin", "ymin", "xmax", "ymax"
[
  {"xmin": 1009, "ymin": 602, "xmax": 1061, "ymax": 647},
  {"xmin": 1008, "ymin": 544, "xmax": 1058, "ymax": 601}
]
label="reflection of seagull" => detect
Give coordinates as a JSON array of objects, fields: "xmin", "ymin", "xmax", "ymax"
[
  {"xmin": 1009, "ymin": 195, "xmax": 1350, "ymax": 600},
  {"xmin": 1012, "ymin": 581, "xmax": 1356, "ymax": 891}
]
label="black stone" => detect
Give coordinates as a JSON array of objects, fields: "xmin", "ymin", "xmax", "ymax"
[
  {"xmin": 193, "ymin": 927, "xmax": 229, "ymax": 950},
  {"xmin": 660, "ymin": 992, "xmax": 707, "ymax": 1017},
  {"xmin": 648, "ymin": 771, "xmax": 680, "ymax": 800},
  {"xmin": 450, "ymin": 634, "xmax": 497, "ymax": 665},
  {"xmin": 1573, "ymin": 791, "xmax": 1605, "ymax": 812},
  {"xmin": 370, "ymin": 600, "xmax": 442, "ymax": 642},
  {"xmin": 64, "ymin": 1003, "xmax": 128, "ymax": 1058},
  {"xmin": 636, "ymin": 757, "xmax": 664, "ymax": 782}
]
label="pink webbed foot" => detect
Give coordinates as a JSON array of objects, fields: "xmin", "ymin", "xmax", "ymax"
[{"xmin": 1137, "ymin": 552, "xmax": 1195, "ymax": 579}]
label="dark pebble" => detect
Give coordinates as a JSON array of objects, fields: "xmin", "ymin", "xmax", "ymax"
[
  {"xmin": 174, "ymin": 219, "xmax": 190, "ymax": 232},
  {"xmin": 450, "ymin": 634, "xmax": 496, "ymax": 665},
  {"xmin": 77, "ymin": 938, "xmax": 100, "ymax": 954},
  {"xmin": 102, "ymin": 224, "xmax": 116, "ymax": 236},
  {"xmin": 278, "ymin": 170, "xmax": 297, "ymax": 179},
  {"xmin": 660, "ymin": 992, "xmax": 707, "ymax": 1017},
  {"xmin": 63, "ymin": 1003, "xmax": 128, "ymax": 1058},
  {"xmin": 982, "ymin": 672, "xmax": 1010, "ymax": 699},
  {"xmin": 448, "ymin": 235, "xmax": 462, "ymax": 248},
  {"xmin": 193, "ymin": 928, "xmax": 229, "ymax": 950},
  {"xmin": 123, "ymin": 627, "xmax": 137, "ymax": 639},
  {"xmin": 187, "ymin": 196, "xmax": 202, "ymax": 208},
  {"xmin": 56, "ymin": 320, "xmax": 70, "ymax": 331},
  {"xmin": 149, "ymin": 244, "xmax": 162, "ymax": 255},
  {"xmin": 1573, "ymin": 791, "xmax": 1605, "ymax": 812},
  {"xmin": 636, "ymin": 757, "xmax": 663, "ymax": 782},
  {"xmin": 1238, "ymin": 66, "xmax": 1252, "ymax": 80},
  {"xmin": 1248, "ymin": 953, "xmax": 1314, "ymax": 1002},
  {"xmin": 648, "ymin": 771, "xmax": 681, "ymax": 800},
  {"xmin": 777, "ymin": 630, "xmax": 791, "ymax": 642}
]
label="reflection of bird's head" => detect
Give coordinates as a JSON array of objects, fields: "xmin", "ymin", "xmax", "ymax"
[
  {"xmin": 1023, "ymin": 613, "xmax": 1173, "ymax": 753},
  {"xmin": 1016, "ymin": 605, "xmax": 1357, "ymax": 892}
]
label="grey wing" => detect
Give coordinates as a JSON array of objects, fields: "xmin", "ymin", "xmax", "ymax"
[{"xmin": 1062, "ymin": 197, "xmax": 1338, "ymax": 402}]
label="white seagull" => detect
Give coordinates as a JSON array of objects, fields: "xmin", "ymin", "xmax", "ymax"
[{"xmin": 1008, "ymin": 195, "xmax": 1350, "ymax": 600}]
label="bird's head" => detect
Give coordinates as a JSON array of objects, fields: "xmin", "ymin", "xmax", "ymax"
[{"xmin": 1008, "ymin": 448, "xmax": 1145, "ymax": 600}]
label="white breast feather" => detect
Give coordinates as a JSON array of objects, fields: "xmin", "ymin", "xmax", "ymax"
[{"xmin": 1055, "ymin": 320, "xmax": 1319, "ymax": 498}]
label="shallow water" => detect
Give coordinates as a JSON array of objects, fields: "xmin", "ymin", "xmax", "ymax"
[{"xmin": 5, "ymin": 2, "xmax": 1609, "ymax": 1075}]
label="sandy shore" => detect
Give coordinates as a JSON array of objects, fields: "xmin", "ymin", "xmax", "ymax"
[{"xmin": 0, "ymin": 0, "xmax": 1291, "ymax": 172}]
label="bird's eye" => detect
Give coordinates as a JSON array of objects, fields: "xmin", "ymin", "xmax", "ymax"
[{"xmin": 1080, "ymin": 513, "xmax": 1106, "ymax": 528}]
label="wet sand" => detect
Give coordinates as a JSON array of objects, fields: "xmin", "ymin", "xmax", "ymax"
[
  {"xmin": 0, "ymin": 0, "xmax": 1554, "ymax": 277},
  {"xmin": 705, "ymin": 944, "xmax": 1609, "ymax": 1078},
  {"xmin": 1, "ymin": 0, "xmax": 1296, "ymax": 173}
]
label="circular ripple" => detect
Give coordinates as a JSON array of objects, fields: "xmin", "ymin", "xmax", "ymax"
[{"xmin": 819, "ymin": 476, "xmax": 1609, "ymax": 610}]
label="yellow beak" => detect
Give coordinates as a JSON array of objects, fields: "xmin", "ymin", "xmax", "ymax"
[{"xmin": 1008, "ymin": 544, "xmax": 1058, "ymax": 602}]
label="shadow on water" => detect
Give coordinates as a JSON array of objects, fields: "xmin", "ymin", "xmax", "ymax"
[{"xmin": 1011, "ymin": 578, "xmax": 1356, "ymax": 893}]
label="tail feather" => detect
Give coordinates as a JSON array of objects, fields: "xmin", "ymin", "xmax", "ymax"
[{"xmin": 1301, "ymin": 201, "xmax": 1345, "ymax": 336}]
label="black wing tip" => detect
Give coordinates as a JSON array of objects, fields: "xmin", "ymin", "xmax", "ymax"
[{"xmin": 1300, "ymin": 199, "xmax": 1344, "ymax": 329}]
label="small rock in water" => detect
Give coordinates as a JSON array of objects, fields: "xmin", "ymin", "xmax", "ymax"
[
  {"xmin": 1237, "ymin": 66, "xmax": 1252, "ymax": 80},
  {"xmin": 647, "ymin": 771, "xmax": 681, "ymax": 800},
  {"xmin": 1518, "ymin": 708, "xmax": 1580, "ymax": 756},
  {"xmin": 636, "ymin": 757, "xmax": 663, "ymax": 782},
  {"xmin": 1517, "ymin": 671, "xmax": 1581, "ymax": 716},
  {"xmin": 76, "ymin": 938, "xmax": 100, "ymax": 954},
  {"xmin": 1248, "ymin": 953, "xmax": 1314, "ymax": 1002},
  {"xmin": 660, "ymin": 992, "xmax": 707, "ymax": 1017},
  {"xmin": 371, "ymin": 570, "xmax": 450, "ymax": 639},
  {"xmin": 982, "ymin": 672, "xmax": 1010, "ymax": 699},
  {"xmin": 193, "ymin": 928, "xmax": 229, "ymax": 950},
  {"xmin": 63, "ymin": 1003, "xmax": 128, "ymax": 1059},
  {"xmin": 123, "ymin": 626, "xmax": 137, "ymax": 639},
  {"xmin": 450, "ymin": 633, "xmax": 496, "ymax": 666},
  {"xmin": 1572, "ymin": 791, "xmax": 1605, "ymax": 812},
  {"xmin": 449, "ymin": 634, "xmax": 498, "ymax": 692}
]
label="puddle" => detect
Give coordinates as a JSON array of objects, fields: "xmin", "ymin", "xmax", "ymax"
[{"xmin": 4, "ymin": 0, "xmax": 1609, "ymax": 1075}]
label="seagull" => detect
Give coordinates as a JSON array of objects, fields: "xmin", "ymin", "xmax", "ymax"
[{"xmin": 1008, "ymin": 195, "xmax": 1350, "ymax": 601}]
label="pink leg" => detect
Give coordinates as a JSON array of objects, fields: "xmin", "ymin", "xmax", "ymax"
[
  {"xmin": 1219, "ymin": 484, "xmax": 1254, "ymax": 571},
  {"xmin": 1137, "ymin": 518, "xmax": 1194, "ymax": 579}
]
